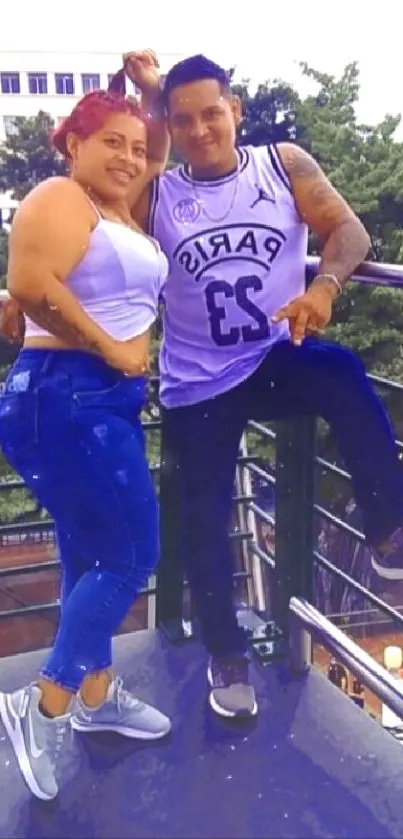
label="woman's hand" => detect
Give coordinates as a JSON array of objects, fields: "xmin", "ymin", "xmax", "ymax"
[
  {"xmin": 105, "ymin": 337, "xmax": 150, "ymax": 377},
  {"xmin": 122, "ymin": 50, "xmax": 160, "ymax": 98},
  {"xmin": 0, "ymin": 298, "xmax": 25, "ymax": 345}
]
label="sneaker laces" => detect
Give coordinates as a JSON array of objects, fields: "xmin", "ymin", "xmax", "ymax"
[
  {"xmin": 114, "ymin": 677, "xmax": 146, "ymax": 713},
  {"xmin": 41, "ymin": 716, "xmax": 70, "ymax": 768},
  {"xmin": 211, "ymin": 656, "xmax": 249, "ymax": 688}
]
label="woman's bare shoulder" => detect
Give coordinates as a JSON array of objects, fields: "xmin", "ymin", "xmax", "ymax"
[{"xmin": 16, "ymin": 177, "xmax": 91, "ymax": 218}]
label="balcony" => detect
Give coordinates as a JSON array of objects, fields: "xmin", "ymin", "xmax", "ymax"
[{"xmin": 1, "ymin": 261, "xmax": 403, "ymax": 838}]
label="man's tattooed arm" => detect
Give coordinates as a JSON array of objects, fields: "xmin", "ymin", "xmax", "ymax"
[{"xmin": 278, "ymin": 143, "xmax": 371, "ymax": 295}]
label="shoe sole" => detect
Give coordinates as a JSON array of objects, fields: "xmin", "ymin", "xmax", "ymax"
[
  {"xmin": 371, "ymin": 556, "xmax": 403, "ymax": 581},
  {"xmin": 208, "ymin": 689, "xmax": 258, "ymax": 718},
  {"xmin": 0, "ymin": 692, "xmax": 56, "ymax": 801},
  {"xmin": 207, "ymin": 665, "xmax": 258, "ymax": 718},
  {"xmin": 70, "ymin": 716, "xmax": 172, "ymax": 739}
]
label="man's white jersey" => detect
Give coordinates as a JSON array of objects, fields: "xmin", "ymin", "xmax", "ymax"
[{"xmin": 150, "ymin": 144, "xmax": 308, "ymax": 407}]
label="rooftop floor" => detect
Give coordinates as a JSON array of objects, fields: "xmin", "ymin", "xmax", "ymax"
[{"xmin": 0, "ymin": 629, "xmax": 403, "ymax": 839}]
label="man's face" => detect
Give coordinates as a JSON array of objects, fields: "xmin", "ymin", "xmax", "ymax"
[{"xmin": 167, "ymin": 79, "xmax": 241, "ymax": 173}]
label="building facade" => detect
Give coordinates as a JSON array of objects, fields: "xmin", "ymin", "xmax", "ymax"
[{"xmin": 0, "ymin": 49, "xmax": 183, "ymax": 223}]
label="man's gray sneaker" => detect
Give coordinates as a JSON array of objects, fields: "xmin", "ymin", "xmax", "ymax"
[
  {"xmin": 0, "ymin": 683, "xmax": 70, "ymax": 801},
  {"xmin": 71, "ymin": 676, "xmax": 171, "ymax": 739},
  {"xmin": 207, "ymin": 655, "xmax": 258, "ymax": 718},
  {"xmin": 371, "ymin": 526, "xmax": 403, "ymax": 581}
]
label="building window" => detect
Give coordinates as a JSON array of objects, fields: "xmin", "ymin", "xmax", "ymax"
[
  {"xmin": 0, "ymin": 73, "xmax": 20, "ymax": 94},
  {"xmin": 81, "ymin": 73, "xmax": 100, "ymax": 94},
  {"xmin": 55, "ymin": 73, "xmax": 74, "ymax": 95},
  {"xmin": 28, "ymin": 72, "xmax": 48, "ymax": 95},
  {"xmin": 3, "ymin": 116, "xmax": 19, "ymax": 137}
]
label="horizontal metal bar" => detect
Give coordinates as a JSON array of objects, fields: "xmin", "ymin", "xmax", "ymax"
[
  {"xmin": 248, "ymin": 501, "xmax": 275, "ymax": 528},
  {"xmin": 314, "ymin": 456, "xmax": 351, "ymax": 481},
  {"xmin": 243, "ymin": 461, "xmax": 276, "ymax": 486},
  {"xmin": 0, "ymin": 479, "xmax": 27, "ymax": 492},
  {"xmin": 233, "ymin": 493, "xmax": 256, "ymax": 504},
  {"xmin": 236, "ymin": 454, "xmax": 259, "ymax": 466},
  {"xmin": 233, "ymin": 570, "xmax": 252, "ymax": 581},
  {"xmin": 307, "ymin": 256, "xmax": 403, "ymax": 288},
  {"xmin": 328, "ymin": 604, "xmax": 403, "ymax": 622},
  {"xmin": 313, "ymin": 503, "xmax": 365, "ymax": 542},
  {"xmin": 2, "ymin": 260, "xmax": 403, "ymax": 309},
  {"xmin": 289, "ymin": 596, "xmax": 403, "ymax": 720},
  {"xmin": 0, "ymin": 520, "xmax": 54, "ymax": 535},
  {"xmin": 229, "ymin": 530, "xmax": 254, "ymax": 541},
  {"xmin": 0, "ymin": 602, "xmax": 59, "ymax": 620},
  {"xmin": 248, "ymin": 540, "xmax": 275, "ymax": 570},
  {"xmin": 0, "ymin": 559, "xmax": 59, "ymax": 579},
  {"xmin": 313, "ymin": 550, "xmax": 403, "ymax": 628},
  {"xmin": 247, "ymin": 420, "xmax": 276, "ymax": 441},
  {"xmin": 368, "ymin": 373, "xmax": 403, "ymax": 394},
  {"xmin": 0, "ymin": 584, "xmax": 158, "ymax": 620}
]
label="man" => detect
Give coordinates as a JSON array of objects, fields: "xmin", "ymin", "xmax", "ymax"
[
  {"xmin": 133, "ymin": 54, "xmax": 403, "ymax": 720},
  {"xmin": 4, "ymin": 55, "xmax": 403, "ymax": 721}
]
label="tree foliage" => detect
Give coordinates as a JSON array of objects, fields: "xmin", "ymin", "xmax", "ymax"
[{"xmin": 0, "ymin": 112, "xmax": 65, "ymax": 201}]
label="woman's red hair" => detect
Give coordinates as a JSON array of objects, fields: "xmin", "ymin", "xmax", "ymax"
[{"xmin": 52, "ymin": 89, "xmax": 145, "ymax": 158}]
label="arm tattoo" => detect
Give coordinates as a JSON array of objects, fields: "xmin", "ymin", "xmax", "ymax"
[
  {"xmin": 22, "ymin": 295, "xmax": 104, "ymax": 354},
  {"xmin": 283, "ymin": 146, "xmax": 371, "ymax": 291},
  {"xmin": 315, "ymin": 219, "xmax": 370, "ymax": 292}
]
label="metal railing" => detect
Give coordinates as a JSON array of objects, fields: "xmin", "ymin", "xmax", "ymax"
[
  {"xmin": 289, "ymin": 597, "xmax": 403, "ymax": 720},
  {"xmin": 1, "ymin": 260, "xmax": 403, "ymax": 723},
  {"xmin": 238, "ymin": 257, "xmax": 403, "ymax": 719}
]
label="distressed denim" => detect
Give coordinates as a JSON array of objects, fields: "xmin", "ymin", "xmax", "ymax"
[{"xmin": 0, "ymin": 349, "xmax": 158, "ymax": 691}]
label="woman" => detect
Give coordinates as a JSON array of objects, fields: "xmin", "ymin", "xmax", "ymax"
[{"xmin": 0, "ymin": 52, "xmax": 171, "ymax": 802}]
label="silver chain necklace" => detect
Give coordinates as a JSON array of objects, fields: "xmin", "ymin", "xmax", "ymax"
[{"xmin": 188, "ymin": 154, "xmax": 240, "ymax": 223}]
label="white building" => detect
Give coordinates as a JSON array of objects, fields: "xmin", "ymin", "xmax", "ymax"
[{"xmin": 0, "ymin": 49, "xmax": 183, "ymax": 224}]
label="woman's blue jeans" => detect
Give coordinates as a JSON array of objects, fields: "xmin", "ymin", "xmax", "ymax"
[{"xmin": 0, "ymin": 349, "xmax": 159, "ymax": 692}]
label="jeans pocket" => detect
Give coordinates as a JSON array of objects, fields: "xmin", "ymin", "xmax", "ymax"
[
  {"xmin": 72, "ymin": 376, "xmax": 146, "ymax": 414},
  {"xmin": 71, "ymin": 379, "xmax": 122, "ymax": 409},
  {"xmin": 0, "ymin": 390, "xmax": 39, "ymax": 461}
]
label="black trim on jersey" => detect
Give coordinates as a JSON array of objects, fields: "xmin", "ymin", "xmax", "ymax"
[
  {"xmin": 268, "ymin": 144, "xmax": 292, "ymax": 194},
  {"xmin": 179, "ymin": 147, "xmax": 250, "ymax": 187},
  {"xmin": 148, "ymin": 176, "xmax": 160, "ymax": 236}
]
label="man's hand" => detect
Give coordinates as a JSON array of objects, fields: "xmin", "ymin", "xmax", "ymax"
[
  {"xmin": 0, "ymin": 297, "xmax": 25, "ymax": 345},
  {"xmin": 123, "ymin": 50, "xmax": 160, "ymax": 98},
  {"xmin": 272, "ymin": 284, "xmax": 336, "ymax": 346}
]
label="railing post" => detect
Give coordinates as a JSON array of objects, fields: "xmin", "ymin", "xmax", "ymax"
[
  {"xmin": 274, "ymin": 416, "xmax": 316, "ymax": 638},
  {"xmin": 156, "ymin": 415, "xmax": 193, "ymax": 643}
]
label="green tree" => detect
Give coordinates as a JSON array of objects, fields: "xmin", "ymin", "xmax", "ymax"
[
  {"xmin": 294, "ymin": 63, "xmax": 403, "ymax": 383},
  {"xmin": 0, "ymin": 112, "xmax": 65, "ymax": 200},
  {"xmin": 234, "ymin": 78, "xmax": 299, "ymax": 145},
  {"xmin": 296, "ymin": 62, "xmax": 403, "ymax": 263}
]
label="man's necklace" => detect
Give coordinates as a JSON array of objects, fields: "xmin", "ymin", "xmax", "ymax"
[{"xmin": 188, "ymin": 156, "xmax": 240, "ymax": 223}]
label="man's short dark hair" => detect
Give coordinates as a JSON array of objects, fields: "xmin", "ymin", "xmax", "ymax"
[{"xmin": 162, "ymin": 54, "xmax": 231, "ymax": 107}]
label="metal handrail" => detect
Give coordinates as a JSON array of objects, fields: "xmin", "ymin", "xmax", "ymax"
[
  {"xmin": 289, "ymin": 596, "xmax": 403, "ymax": 720},
  {"xmin": 306, "ymin": 256, "xmax": 403, "ymax": 287},
  {"xmin": 1, "ymin": 257, "xmax": 403, "ymax": 310}
]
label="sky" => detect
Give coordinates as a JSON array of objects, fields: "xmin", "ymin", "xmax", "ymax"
[{"xmin": 1, "ymin": 0, "xmax": 401, "ymax": 133}]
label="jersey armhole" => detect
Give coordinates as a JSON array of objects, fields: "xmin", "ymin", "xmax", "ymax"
[
  {"xmin": 267, "ymin": 144, "xmax": 292, "ymax": 194},
  {"xmin": 148, "ymin": 175, "xmax": 160, "ymax": 236}
]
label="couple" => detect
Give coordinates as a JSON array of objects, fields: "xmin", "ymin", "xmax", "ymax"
[{"xmin": 2, "ymin": 49, "xmax": 403, "ymax": 802}]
